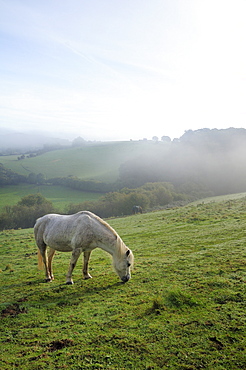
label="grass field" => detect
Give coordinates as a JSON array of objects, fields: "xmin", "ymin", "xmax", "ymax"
[
  {"xmin": 191, "ymin": 192, "xmax": 246, "ymax": 205},
  {"xmin": 0, "ymin": 184, "xmax": 103, "ymax": 212},
  {"xmin": 0, "ymin": 197, "xmax": 245, "ymax": 369},
  {"xmin": 0, "ymin": 140, "xmax": 169, "ymax": 181}
]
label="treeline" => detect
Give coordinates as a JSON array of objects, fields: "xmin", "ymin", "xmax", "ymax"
[
  {"xmin": 0, "ymin": 164, "xmax": 113, "ymax": 193},
  {"xmin": 0, "ymin": 183, "xmax": 192, "ymax": 230},
  {"xmin": 49, "ymin": 177, "xmax": 115, "ymax": 193},
  {"xmin": 0, "ymin": 194, "xmax": 54, "ymax": 230},
  {"xmin": 0, "ymin": 164, "xmax": 26, "ymax": 185},
  {"xmin": 66, "ymin": 182, "xmax": 190, "ymax": 218},
  {"xmin": 0, "ymin": 163, "xmax": 45, "ymax": 186}
]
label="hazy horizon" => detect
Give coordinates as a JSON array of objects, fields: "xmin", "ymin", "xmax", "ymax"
[{"xmin": 1, "ymin": 0, "xmax": 246, "ymax": 141}]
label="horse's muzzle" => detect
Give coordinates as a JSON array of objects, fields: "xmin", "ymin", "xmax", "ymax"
[{"xmin": 121, "ymin": 275, "xmax": 130, "ymax": 283}]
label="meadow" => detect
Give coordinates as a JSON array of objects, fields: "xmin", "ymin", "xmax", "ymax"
[
  {"xmin": 0, "ymin": 140, "xmax": 169, "ymax": 214},
  {"xmin": 0, "ymin": 141, "xmax": 164, "ymax": 182},
  {"xmin": 0, "ymin": 197, "xmax": 245, "ymax": 369},
  {"xmin": 0, "ymin": 184, "xmax": 103, "ymax": 212}
]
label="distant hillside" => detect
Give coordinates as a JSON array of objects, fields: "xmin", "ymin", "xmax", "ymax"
[
  {"xmin": 0, "ymin": 141, "xmax": 159, "ymax": 182},
  {"xmin": 2, "ymin": 128, "xmax": 246, "ymax": 196}
]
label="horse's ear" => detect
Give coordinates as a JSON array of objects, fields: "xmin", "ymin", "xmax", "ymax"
[{"xmin": 126, "ymin": 249, "xmax": 130, "ymax": 257}]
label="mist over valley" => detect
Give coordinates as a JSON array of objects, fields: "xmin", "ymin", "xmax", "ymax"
[{"xmin": 1, "ymin": 127, "xmax": 246, "ymax": 228}]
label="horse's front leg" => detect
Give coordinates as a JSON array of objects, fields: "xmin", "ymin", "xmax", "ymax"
[
  {"xmin": 66, "ymin": 248, "xmax": 82, "ymax": 285},
  {"xmin": 83, "ymin": 251, "xmax": 92, "ymax": 279},
  {"xmin": 47, "ymin": 248, "xmax": 56, "ymax": 281}
]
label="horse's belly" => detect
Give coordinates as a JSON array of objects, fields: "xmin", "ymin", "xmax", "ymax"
[
  {"xmin": 43, "ymin": 224, "xmax": 94, "ymax": 252},
  {"xmin": 51, "ymin": 243, "xmax": 73, "ymax": 252},
  {"xmin": 45, "ymin": 236, "xmax": 73, "ymax": 252}
]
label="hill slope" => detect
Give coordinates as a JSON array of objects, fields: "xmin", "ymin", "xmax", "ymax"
[
  {"xmin": 0, "ymin": 141, "xmax": 162, "ymax": 182},
  {"xmin": 0, "ymin": 198, "xmax": 245, "ymax": 369}
]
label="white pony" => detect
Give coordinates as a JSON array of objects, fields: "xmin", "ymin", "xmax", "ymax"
[{"xmin": 34, "ymin": 211, "xmax": 134, "ymax": 284}]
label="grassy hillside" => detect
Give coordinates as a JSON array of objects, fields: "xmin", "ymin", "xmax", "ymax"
[
  {"xmin": 190, "ymin": 192, "xmax": 246, "ymax": 205},
  {"xmin": 0, "ymin": 184, "xmax": 103, "ymax": 212},
  {"xmin": 0, "ymin": 141, "xmax": 165, "ymax": 182},
  {"xmin": 0, "ymin": 198, "xmax": 245, "ymax": 369}
]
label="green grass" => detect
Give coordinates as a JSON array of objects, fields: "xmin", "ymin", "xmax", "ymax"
[
  {"xmin": 0, "ymin": 184, "xmax": 103, "ymax": 212},
  {"xmin": 0, "ymin": 140, "xmax": 169, "ymax": 181},
  {"xmin": 0, "ymin": 198, "xmax": 245, "ymax": 369},
  {"xmin": 191, "ymin": 192, "xmax": 246, "ymax": 205}
]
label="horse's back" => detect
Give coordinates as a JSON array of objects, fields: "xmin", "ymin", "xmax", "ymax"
[
  {"xmin": 34, "ymin": 211, "xmax": 119, "ymax": 252},
  {"xmin": 34, "ymin": 213, "xmax": 62, "ymax": 236},
  {"xmin": 34, "ymin": 212, "xmax": 95, "ymax": 251}
]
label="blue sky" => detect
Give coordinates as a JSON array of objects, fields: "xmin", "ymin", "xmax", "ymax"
[{"xmin": 1, "ymin": 0, "xmax": 246, "ymax": 141}]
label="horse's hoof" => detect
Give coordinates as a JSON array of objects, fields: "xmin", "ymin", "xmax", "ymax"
[
  {"xmin": 66, "ymin": 281, "xmax": 74, "ymax": 285},
  {"xmin": 45, "ymin": 278, "xmax": 53, "ymax": 283},
  {"xmin": 84, "ymin": 275, "xmax": 92, "ymax": 280}
]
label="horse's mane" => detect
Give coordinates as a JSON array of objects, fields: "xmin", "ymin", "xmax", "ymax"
[
  {"xmin": 78, "ymin": 211, "xmax": 119, "ymax": 237},
  {"xmin": 77, "ymin": 211, "xmax": 131, "ymax": 259}
]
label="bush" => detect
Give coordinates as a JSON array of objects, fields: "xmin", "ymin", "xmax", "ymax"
[
  {"xmin": 0, "ymin": 194, "xmax": 55, "ymax": 230},
  {"xmin": 67, "ymin": 182, "xmax": 181, "ymax": 218}
]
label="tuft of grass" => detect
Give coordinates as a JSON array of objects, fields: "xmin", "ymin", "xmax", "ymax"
[
  {"xmin": 164, "ymin": 289, "xmax": 199, "ymax": 309},
  {"xmin": 206, "ymin": 276, "xmax": 232, "ymax": 288},
  {"xmin": 146, "ymin": 296, "xmax": 166, "ymax": 315},
  {"xmin": 214, "ymin": 291, "xmax": 244, "ymax": 304},
  {"xmin": 4, "ymin": 264, "xmax": 13, "ymax": 272}
]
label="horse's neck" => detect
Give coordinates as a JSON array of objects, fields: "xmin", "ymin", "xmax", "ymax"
[
  {"xmin": 98, "ymin": 235, "xmax": 125, "ymax": 257},
  {"xmin": 91, "ymin": 217, "xmax": 126, "ymax": 256}
]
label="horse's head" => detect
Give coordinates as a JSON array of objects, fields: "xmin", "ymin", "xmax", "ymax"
[{"xmin": 113, "ymin": 248, "xmax": 134, "ymax": 283}]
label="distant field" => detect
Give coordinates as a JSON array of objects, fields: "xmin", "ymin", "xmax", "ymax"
[
  {"xmin": 0, "ymin": 184, "xmax": 103, "ymax": 212},
  {"xmin": 0, "ymin": 140, "xmax": 170, "ymax": 181}
]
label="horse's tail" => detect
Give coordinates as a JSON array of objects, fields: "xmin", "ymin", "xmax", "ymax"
[{"xmin": 37, "ymin": 249, "xmax": 44, "ymax": 270}]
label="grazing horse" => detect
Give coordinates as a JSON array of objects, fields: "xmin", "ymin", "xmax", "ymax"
[
  {"xmin": 132, "ymin": 205, "xmax": 143, "ymax": 214},
  {"xmin": 34, "ymin": 211, "xmax": 134, "ymax": 284}
]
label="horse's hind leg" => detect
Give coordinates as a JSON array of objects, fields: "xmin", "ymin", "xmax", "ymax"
[
  {"xmin": 39, "ymin": 245, "xmax": 53, "ymax": 282},
  {"xmin": 83, "ymin": 251, "xmax": 92, "ymax": 279},
  {"xmin": 66, "ymin": 248, "xmax": 82, "ymax": 285},
  {"xmin": 48, "ymin": 248, "xmax": 56, "ymax": 281}
]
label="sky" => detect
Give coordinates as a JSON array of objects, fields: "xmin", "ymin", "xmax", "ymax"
[{"xmin": 1, "ymin": 0, "xmax": 246, "ymax": 141}]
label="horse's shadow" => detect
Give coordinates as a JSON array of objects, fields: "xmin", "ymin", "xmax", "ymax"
[
  {"xmin": 15, "ymin": 278, "xmax": 124, "ymax": 304},
  {"xmin": 1, "ymin": 274, "xmax": 127, "ymax": 312},
  {"xmin": 49, "ymin": 280, "xmax": 123, "ymax": 294},
  {"xmin": 35, "ymin": 280, "xmax": 125, "ymax": 309}
]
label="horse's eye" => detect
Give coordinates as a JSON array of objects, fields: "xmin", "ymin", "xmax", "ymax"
[{"xmin": 127, "ymin": 262, "xmax": 131, "ymax": 267}]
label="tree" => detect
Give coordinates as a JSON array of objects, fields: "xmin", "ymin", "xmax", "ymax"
[
  {"xmin": 17, "ymin": 194, "xmax": 49, "ymax": 207},
  {"xmin": 72, "ymin": 137, "xmax": 86, "ymax": 147},
  {"xmin": 36, "ymin": 173, "xmax": 45, "ymax": 185},
  {"xmin": 161, "ymin": 136, "xmax": 171, "ymax": 143},
  {"xmin": 152, "ymin": 136, "xmax": 159, "ymax": 142},
  {"xmin": 27, "ymin": 173, "xmax": 37, "ymax": 184},
  {"xmin": 0, "ymin": 164, "xmax": 25, "ymax": 185}
]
